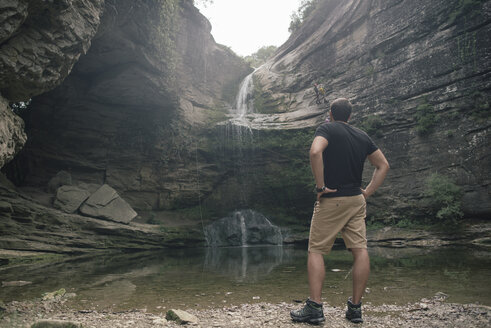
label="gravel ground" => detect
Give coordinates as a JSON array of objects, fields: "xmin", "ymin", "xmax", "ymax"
[{"xmin": 1, "ymin": 293, "xmax": 490, "ymax": 328}]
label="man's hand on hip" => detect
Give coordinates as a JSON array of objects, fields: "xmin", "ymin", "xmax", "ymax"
[{"xmin": 317, "ymin": 187, "xmax": 337, "ymax": 201}]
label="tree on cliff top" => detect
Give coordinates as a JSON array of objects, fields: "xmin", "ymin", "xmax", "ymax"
[
  {"xmin": 289, "ymin": 0, "xmax": 321, "ymax": 33},
  {"xmin": 193, "ymin": 0, "xmax": 213, "ymax": 7},
  {"xmin": 244, "ymin": 45, "xmax": 278, "ymax": 68}
]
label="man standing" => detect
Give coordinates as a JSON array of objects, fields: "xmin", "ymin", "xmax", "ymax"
[{"xmin": 291, "ymin": 98, "xmax": 389, "ymax": 324}]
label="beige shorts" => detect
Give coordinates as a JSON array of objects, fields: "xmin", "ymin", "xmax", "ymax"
[{"xmin": 308, "ymin": 194, "xmax": 367, "ymax": 255}]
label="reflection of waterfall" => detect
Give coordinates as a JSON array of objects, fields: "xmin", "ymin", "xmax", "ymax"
[
  {"xmin": 238, "ymin": 212, "xmax": 248, "ymax": 246},
  {"xmin": 204, "ymin": 209, "xmax": 283, "ymax": 247},
  {"xmin": 204, "ymin": 245, "xmax": 285, "ymax": 282}
]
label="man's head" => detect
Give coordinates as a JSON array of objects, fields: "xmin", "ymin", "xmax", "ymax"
[{"xmin": 330, "ymin": 98, "xmax": 352, "ymax": 122}]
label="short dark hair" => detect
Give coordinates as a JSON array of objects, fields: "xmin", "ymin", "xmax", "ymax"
[{"xmin": 330, "ymin": 98, "xmax": 352, "ymax": 122}]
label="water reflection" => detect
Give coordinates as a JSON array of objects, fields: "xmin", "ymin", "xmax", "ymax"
[
  {"xmin": 0, "ymin": 245, "xmax": 490, "ymax": 311},
  {"xmin": 204, "ymin": 246, "xmax": 285, "ymax": 282}
]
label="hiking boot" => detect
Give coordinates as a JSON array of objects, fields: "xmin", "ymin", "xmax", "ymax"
[
  {"xmin": 345, "ymin": 297, "xmax": 363, "ymax": 323},
  {"xmin": 290, "ymin": 298, "xmax": 325, "ymax": 325}
]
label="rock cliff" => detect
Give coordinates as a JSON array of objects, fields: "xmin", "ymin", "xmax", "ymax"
[
  {"xmin": 1, "ymin": 0, "xmax": 490, "ymax": 254},
  {"xmin": 3, "ymin": 0, "xmax": 250, "ymax": 211},
  {"xmin": 249, "ymin": 0, "xmax": 491, "ymax": 220},
  {"xmin": 0, "ymin": 0, "xmax": 250, "ymax": 252}
]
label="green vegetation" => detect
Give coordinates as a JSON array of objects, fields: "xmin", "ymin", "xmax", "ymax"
[
  {"xmin": 201, "ymin": 127, "xmax": 316, "ymax": 226},
  {"xmin": 244, "ymin": 45, "xmax": 277, "ymax": 68},
  {"xmin": 424, "ymin": 173, "xmax": 464, "ymax": 223},
  {"xmin": 289, "ymin": 0, "xmax": 321, "ymax": 33},
  {"xmin": 356, "ymin": 115, "xmax": 385, "ymax": 138},
  {"xmin": 193, "ymin": 0, "xmax": 213, "ymax": 6},
  {"xmin": 415, "ymin": 102, "xmax": 438, "ymax": 135}
]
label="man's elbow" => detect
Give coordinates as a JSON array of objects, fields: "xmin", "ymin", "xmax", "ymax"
[
  {"xmin": 381, "ymin": 160, "xmax": 390, "ymax": 172},
  {"xmin": 309, "ymin": 148, "xmax": 323, "ymax": 158}
]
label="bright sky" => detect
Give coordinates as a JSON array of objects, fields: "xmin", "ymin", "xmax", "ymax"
[{"xmin": 196, "ymin": 0, "xmax": 302, "ymax": 57}]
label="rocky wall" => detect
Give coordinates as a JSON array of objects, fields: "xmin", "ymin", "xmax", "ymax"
[{"xmin": 251, "ymin": 0, "xmax": 491, "ymax": 220}]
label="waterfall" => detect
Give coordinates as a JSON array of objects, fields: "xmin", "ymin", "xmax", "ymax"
[
  {"xmin": 204, "ymin": 209, "xmax": 283, "ymax": 247},
  {"xmin": 234, "ymin": 72, "xmax": 255, "ymax": 120}
]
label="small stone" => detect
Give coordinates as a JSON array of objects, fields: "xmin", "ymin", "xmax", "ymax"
[
  {"xmin": 152, "ymin": 317, "xmax": 167, "ymax": 325},
  {"xmin": 166, "ymin": 309, "xmax": 199, "ymax": 325},
  {"xmin": 31, "ymin": 319, "xmax": 82, "ymax": 328},
  {"xmin": 253, "ymin": 296, "xmax": 260, "ymax": 300}
]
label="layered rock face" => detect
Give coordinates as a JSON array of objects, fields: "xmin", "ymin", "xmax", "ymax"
[
  {"xmin": 4, "ymin": 0, "xmax": 250, "ymax": 214},
  {"xmin": 250, "ymin": 0, "xmax": 491, "ymax": 219},
  {"xmin": 0, "ymin": 0, "xmax": 104, "ymax": 168}
]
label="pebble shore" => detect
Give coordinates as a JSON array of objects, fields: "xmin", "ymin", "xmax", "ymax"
[{"xmin": 1, "ymin": 294, "xmax": 490, "ymax": 328}]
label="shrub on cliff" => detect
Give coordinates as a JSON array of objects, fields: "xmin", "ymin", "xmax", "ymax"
[
  {"xmin": 289, "ymin": 0, "xmax": 321, "ymax": 33},
  {"xmin": 424, "ymin": 173, "xmax": 464, "ymax": 222},
  {"xmin": 415, "ymin": 102, "xmax": 438, "ymax": 135},
  {"xmin": 244, "ymin": 45, "xmax": 277, "ymax": 68}
]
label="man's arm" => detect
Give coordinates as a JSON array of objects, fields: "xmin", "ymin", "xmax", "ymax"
[
  {"xmin": 310, "ymin": 136, "xmax": 337, "ymax": 200},
  {"xmin": 362, "ymin": 149, "xmax": 390, "ymax": 198}
]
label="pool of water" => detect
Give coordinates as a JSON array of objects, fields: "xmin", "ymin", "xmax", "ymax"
[{"xmin": 0, "ymin": 245, "xmax": 489, "ymax": 313}]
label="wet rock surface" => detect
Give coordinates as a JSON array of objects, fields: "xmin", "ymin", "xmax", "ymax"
[
  {"xmin": 1, "ymin": 295, "xmax": 489, "ymax": 328},
  {"xmin": 204, "ymin": 210, "xmax": 283, "ymax": 247}
]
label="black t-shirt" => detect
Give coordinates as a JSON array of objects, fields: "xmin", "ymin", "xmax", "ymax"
[{"xmin": 314, "ymin": 121, "xmax": 378, "ymax": 198}]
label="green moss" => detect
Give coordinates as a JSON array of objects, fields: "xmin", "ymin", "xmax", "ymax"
[
  {"xmin": 356, "ymin": 115, "xmax": 385, "ymax": 138},
  {"xmin": 415, "ymin": 101, "xmax": 438, "ymax": 135}
]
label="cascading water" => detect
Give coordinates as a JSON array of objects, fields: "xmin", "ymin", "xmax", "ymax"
[{"xmin": 235, "ymin": 72, "xmax": 255, "ymax": 120}]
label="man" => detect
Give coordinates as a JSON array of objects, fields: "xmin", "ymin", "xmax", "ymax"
[{"xmin": 290, "ymin": 98, "xmax": 389, "ymax": 325}]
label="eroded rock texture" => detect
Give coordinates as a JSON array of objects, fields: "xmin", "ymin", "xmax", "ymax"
[
  {"xmin": 251, "ymin": 0, "xmax": 491, "ymax": 218},
  {"xmin": 0, "ymin": 0, "xmax": 104, "ymax": 169},
  {"xmin": 4, "ymin": 0, "xmax": 250, "ymax": 214},
  {"xmin": 0, "ymin": 0, "xmax": 104, "ymax": 101}
]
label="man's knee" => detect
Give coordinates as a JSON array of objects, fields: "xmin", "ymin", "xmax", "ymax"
[{"xmin": 350, "ymin": 248, "xmax": 369, "ymax": 259}]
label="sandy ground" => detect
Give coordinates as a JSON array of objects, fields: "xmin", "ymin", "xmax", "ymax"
[{"xmin": 1, "ymin": 293, "xmax": 490, "ymax": 328}]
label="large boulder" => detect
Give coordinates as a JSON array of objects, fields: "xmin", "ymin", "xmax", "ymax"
[
  {"xmin": 80, "ymin": 184, "xmax": 137, "ymax": 224},
  {"xmin": 204, "ymin": 210, "xmax": 283, "ymax": 247},
  {"xmin": 53, "ymin": 185, "xmax": 91, "ymax": 213}
]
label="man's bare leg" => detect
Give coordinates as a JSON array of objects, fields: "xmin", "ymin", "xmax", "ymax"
[
  {"xmin": 351, "ymin": 248, "xmax": 370, "ymax": 304},
  {"xmin": 308, "ymin": 251, "xmax": 325, "ymax": 303}
]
